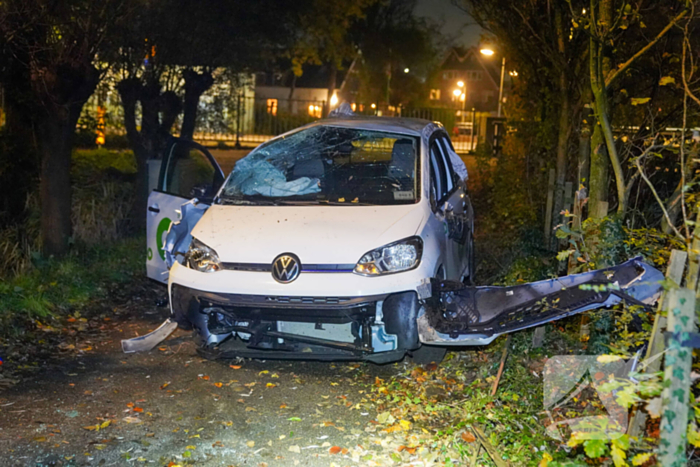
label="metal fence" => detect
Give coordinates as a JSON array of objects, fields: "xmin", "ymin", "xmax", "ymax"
[
  {"xmin": 193, "ymin": 96, "xmax": 327, "ymax": 147},
  {"xmin": 191, "ymin": 96, "xmax": 478, "ymax": 153}
]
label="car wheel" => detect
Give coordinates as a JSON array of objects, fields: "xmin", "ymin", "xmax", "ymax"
[{"xmin": 410, "ymin": 345, "xmax": 447, "ymax": 365}]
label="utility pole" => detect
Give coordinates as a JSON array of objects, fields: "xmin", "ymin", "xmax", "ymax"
[{"xmin": 497, "ymin": 57, "xmax": 505, "ymax": 117}]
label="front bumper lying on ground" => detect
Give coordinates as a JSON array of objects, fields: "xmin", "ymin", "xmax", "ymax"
[
  {"xmin": 169, "ymin": 284, "xmax": 421, "ymax": 363},
  {"xmin": 418, "ymin": 257, "xmax": 664, "ymax": 346}
]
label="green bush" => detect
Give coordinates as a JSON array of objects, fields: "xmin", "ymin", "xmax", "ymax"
[
  {"xmin": 72, "ymin": 147, "xmax": 136, "ymax": 175},
  {"xmin": 0, "ymin": 148, "xmax": 137, "ymax": 278},
  {"xmin": 0, "ymin": 237, "xmax": 143, "ymax": 335}
]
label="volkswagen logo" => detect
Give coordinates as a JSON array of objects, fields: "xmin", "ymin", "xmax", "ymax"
[{"xmin": 271, "ymin": 253, "xmax": 300, "ymax": 283}]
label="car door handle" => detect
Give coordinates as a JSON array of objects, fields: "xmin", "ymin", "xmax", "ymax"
[{"xmin": 148, "ymin": 205, "xmax": 160, "ymax": 213}]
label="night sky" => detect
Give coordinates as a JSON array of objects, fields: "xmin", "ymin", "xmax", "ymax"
[{"xmin": 414, "ymin": 0, "xmax": 482, "ymax": 47}]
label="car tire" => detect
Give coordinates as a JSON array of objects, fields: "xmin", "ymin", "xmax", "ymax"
[{"xmin": 410, "ymin": 345, "xmax": 447, "ymax": 365}]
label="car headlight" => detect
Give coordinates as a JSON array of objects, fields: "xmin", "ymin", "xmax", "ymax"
[
  {"xmin": 185, "ymin": 239, "xmax": 221, "ymax": 273},
  {"xmin": 354, "ymin": 237, "xmax": 423, "ymax": 276}
]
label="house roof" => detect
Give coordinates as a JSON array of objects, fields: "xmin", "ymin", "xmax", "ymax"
[{"xmin": 439, "ymin": 46, "xmax": 500, "ymax": 88}]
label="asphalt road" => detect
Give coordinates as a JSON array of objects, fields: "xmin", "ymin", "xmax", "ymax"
[{"xmin": 0, "ymin": 303, "xmax": 420, "ymax": 467}]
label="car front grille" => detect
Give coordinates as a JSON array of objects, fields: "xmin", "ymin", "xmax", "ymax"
[{"xmin": 220, "ymin": 263, "xmax": 355, "ymax": 273}]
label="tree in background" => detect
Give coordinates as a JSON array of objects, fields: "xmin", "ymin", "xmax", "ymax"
[
  {"xmin": 0, "ymin": 0, "xmax": 130, "ymax": 256},
  {"xmin": 461, "ymin": 0, "xmax": 699, "ymax": 239},
  {"xmin": 288, "ymin": 0, "xmax": 377, "ymax": 115},
  {"xmin": 353, "ymin": 0, "xmax": 444, "ymax": 108},
  {"xmin": 461, "ymin": 0, "xmax": 589, "ymax": 244},
  {"xmin": 583, "ymin": 0, "xmax": 689, "ymax": 216},
  {"xmin": 108, "ymin": 0, "xmax": 297, "ymax": 231}
]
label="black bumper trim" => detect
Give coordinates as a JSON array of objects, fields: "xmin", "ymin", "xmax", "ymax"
[{"xmin": 181, "ymin": 287, "xmax": 387, "ymax": 310}]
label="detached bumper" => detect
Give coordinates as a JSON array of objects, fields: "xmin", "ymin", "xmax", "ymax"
[
  {"xmin": 169, "ymin": 283, "xmax": 420, "ymax": 363},
  {"xmin": 419, "ymin": 257, "xmax": 664, "ymax": 346}
]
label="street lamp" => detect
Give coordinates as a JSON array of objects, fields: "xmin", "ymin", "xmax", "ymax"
[{"xmin": 480, "ymin": 46, "xmax": 506, "ymax": 117}]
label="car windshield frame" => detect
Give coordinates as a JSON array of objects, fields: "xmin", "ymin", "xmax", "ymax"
[{"xmin": 216, "ymin": 125, "xmax": 422, "ymax": 207}]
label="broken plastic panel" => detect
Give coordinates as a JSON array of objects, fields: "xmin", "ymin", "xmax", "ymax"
[
  {"xmin": 121, "ymin": 318, "xmax": 178, "ymax": 353},
  {"xmin": 418, "ymin": 257, "xmax": 663, "ymax": 346}
]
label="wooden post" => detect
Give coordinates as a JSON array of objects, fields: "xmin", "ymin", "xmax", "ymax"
[
  {"xmin": 532, "ymin": 326, "xmax": 546, "ymax": 348},
  {"xmin": 568, "ymin": 188, "xmax": 585, "ymax": 273},
  {"xmin": 544, "ymin": 169, "xmax": 556, "ymax": 247},
  {"xmin": 628, "ymin": 249, "xmax": 687, "ymax": 438},
  {"xmin": 658, "ymin": 287, "xmax": 696, "ymax": 466},
  {"xmin": 686, "ymin": 207, "xmax": 700, "ymax": 292}
]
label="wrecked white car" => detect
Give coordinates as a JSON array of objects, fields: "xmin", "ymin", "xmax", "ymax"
[{"xmin": 135, "ymin": 114, "xmax": 664, "ymax": 364}]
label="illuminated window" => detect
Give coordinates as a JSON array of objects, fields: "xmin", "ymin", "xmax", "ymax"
[
  {"xmin": 266, "ymin": 99, "xmax": 278, "ymax": 116},
  {"xmin": 351, "ymin": 103, "xmax": 357, "ymax": 111},
  {"xmin": 308, "ymin": 104, "xmax": 322, "ymax": 118},
  {"xmin": 429, "ymin": 89, "xmax": 441, "ymax": 100}
]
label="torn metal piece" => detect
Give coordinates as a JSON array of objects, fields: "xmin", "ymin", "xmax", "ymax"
[
  {"xmin": 419, "ymin": 257, "xmax": 663, "ymax": 346},
  {"xmin": 163, "ymin": 200, "xmax": 208, "ymax": 269},
  {"xmin": 121, "ymin": 318, "xmax": 178, "ymax": 353}
]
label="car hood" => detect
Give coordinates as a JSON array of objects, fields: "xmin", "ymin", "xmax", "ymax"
[{"xmin": 191, "ymin": 203, "xmax": 427, "ymax": 264}]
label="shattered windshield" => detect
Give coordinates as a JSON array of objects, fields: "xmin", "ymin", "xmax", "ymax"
[{"xmin": 218, "ymin": 125, "xmax": 420, "ymax": 206}]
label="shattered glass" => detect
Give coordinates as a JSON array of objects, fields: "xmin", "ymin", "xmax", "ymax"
[{"xmin": 218, "ymin": 125, "xmax": 419, "ymax": 206}]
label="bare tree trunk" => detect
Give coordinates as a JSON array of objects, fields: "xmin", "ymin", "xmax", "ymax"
[
  {"xmin": 118, "ymin": 78, "xmax": 182, "ymax": 233},
  {"xmin": 180, "ymin": 69, "xmax": 214, "ymax": 140},
  {"xmin": 589, "ymin": 124, "xmax": 609, "ymax": 218},
  {"xmin": 37, "ymin": 68, "xmax": 98, "ymax": 256},
  {"xmin": 551, "ymin": 5, "xmax": 572, "ymax": 246}
]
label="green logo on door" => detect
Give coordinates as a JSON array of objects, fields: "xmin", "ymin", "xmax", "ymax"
[{"xmin": 156, "ymin": 217, "xmax": 173, "ymax": 261}]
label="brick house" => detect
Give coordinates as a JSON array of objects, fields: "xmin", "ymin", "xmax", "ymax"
[{"xmin": 429, "ymin": 46, "xmax": 501, "ymax": 113}]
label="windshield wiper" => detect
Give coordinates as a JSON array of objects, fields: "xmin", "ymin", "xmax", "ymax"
[
  {"xmin": 218, "ymin": 197, "xmax": 278, "ymax": 206},
  {"xmin": 311, "ymin": 200, "xmax": 375, "ymax": 206}
]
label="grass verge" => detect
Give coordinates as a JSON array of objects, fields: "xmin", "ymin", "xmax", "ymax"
[{"xmin": 0, "ymin": 236, "xmax": 144, "ymax": 337}]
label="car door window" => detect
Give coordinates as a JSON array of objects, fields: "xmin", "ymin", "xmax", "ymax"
[
  {"xmin": 429, "ymin": 141, "xmax": 449, "ymax": 202},
  {"xmin": 161, "ymin": 142, "xmax": 223, "ymax": 199},
  {"xmin": 436, "ymin": 137, "xmax": 455, "ymax": 193}
]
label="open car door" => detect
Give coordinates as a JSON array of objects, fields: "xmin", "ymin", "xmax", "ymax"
[
  {"xmin": 146, "ymin": 139, "xmax": 224, "ymax": 283},
  {"xmin": 418, "ymin": 257, "xmax": 664, "ymax": 346}
]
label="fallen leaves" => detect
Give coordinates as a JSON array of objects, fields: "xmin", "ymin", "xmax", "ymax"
[
  {"xmin": 83, "ymin": 420, "xmax": 111, "ymax": 431},
  {"xmin": 288, "ymin": 445, "xmax": 301, "ymax": 453},
  {"xmin": 461, "ymin": 431, "xmax": 476, "ymax": 443}
]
